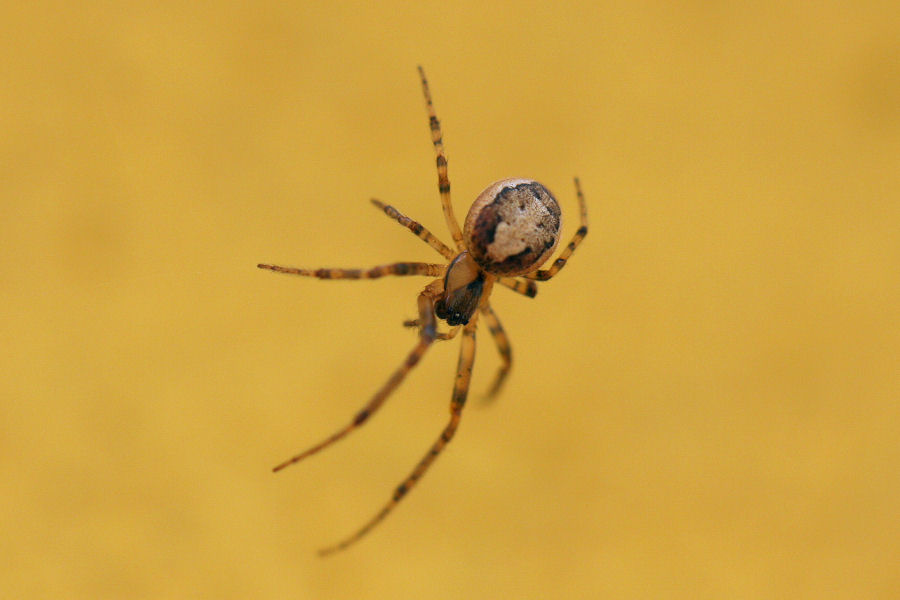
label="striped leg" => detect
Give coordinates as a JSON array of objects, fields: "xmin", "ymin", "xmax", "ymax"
[
  {"xmin": 370, "ymin": 199, "xmax": 454, "ymax": 260},
  {"xmin": 272, "ymin": 280, "xmax": 443, "ymax": 473},
  {"xmin": 417, "ymin": 66, "xmax": 464, "ymax": 251},
  {"xmin": 403, "ymin": 319, "xmax": 461, "ymax": 341},
  {"xmin": 258, "ymin": 262, "xmax": 446, "ymax": 280},
  {"xmin": 317, "ymin": 314, "xmax": 479, "ymax": 556},
  {"xmin": 497, "ymin": 277, "xmax": 538, "ymax": 298},
  {"xmin": 524, "ymin": 177, "xmax": 589, "ymax": 281},
  {"xmin": 480, "ymin": 303, "xmax": 511, "ymax": 400}
]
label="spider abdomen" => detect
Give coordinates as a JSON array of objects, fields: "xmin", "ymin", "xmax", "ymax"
[{"xmin": 463, "ymin": 178, "xmax": 562, "ymax": 276}]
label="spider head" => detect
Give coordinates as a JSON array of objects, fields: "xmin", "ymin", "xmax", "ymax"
[
  {"xmin": 463, "ymin": 178, "xmax": 562, "ymax": 277},
  {"xmin": 435, "ymin": 252, "xmax": 485, "ymax": 326}
]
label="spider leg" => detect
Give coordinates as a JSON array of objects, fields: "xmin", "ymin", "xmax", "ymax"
[
  {"xmin": 257, "ymin": 262, "xmax": 446, "ymax": 279},
  {"xmin": 479, "ymin": 303, "xmax": 511, "ymax": 401},
  {"xmin": 272, "ymin": 280, "xmax": 443, "ymax": 473},
  {"xmin": 403, "ymin": 319, "xmax": 461, "ymax": 340},
  {"xmin": 417, "ymin": 66, "xmax": 465, "ymax": 251},
  {"xmin": 317, "ymin": 314, "xmax": 479, "ymax": 556},
  {"xmin": 523, "ymin": 177, "xmax": 589, "ymax": 281},
  {"xmin": 370, "ymin": 199, "xmax": 454, "ymax": 260},
  {"xmin": 497, "ymin": 277, "xmax": 538, "ymax": 298}
]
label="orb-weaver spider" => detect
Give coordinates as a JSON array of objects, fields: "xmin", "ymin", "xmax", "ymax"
[{"xmin": 259, "ymin": 66, "xmax": 588, "ymax": 555}]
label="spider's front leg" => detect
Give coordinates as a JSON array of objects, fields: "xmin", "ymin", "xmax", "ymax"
[
  {"xmin": 479, "ymin": 303, "xmax": 511, "ymax": 400},
  {"xmin": 257, "ymin": 262, "xmax": 445, "ymax": 280},
  {"xmin": 271, "ymin": 279, "xmax": 444, "ymax": 472},
  {"xmin": 317, "ymin": 311, "xmax": 479, "ymax": 556}
]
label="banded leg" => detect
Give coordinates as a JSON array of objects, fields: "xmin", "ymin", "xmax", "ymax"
[
  {"xmin": 480, "ymin": 303, "xmax": 511, "ymax": 400},
  {"xmin": 403, "ymin": 319, "xmax": 461, "ymax": 341},
  {"xmin": 317, "ymin": 314, "xmax": 479, "ymax": 556},
  {"xmin": 524, "ymin": 177, "xmax": 589, "ymax": 281},
  {"xmin": 370, "ymin": 199, "xmax": 454, "ymax": 260},
  {"xmin": 498, "ymin": 277, "xmax": 538, "ymax": 298},
  {"xmin": 272, "ymin": 280, "xmax": 443, "ymax": 473},
  {"xmin": 258, "ymin": 262, "xmax": 446, "ymax": 280},
  {"xmin": 417, "ymin": 65, "xmax": 464, "ymax": 250}
]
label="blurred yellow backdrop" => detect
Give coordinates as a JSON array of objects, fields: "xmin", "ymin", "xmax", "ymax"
[{"xmin": 2, "ymin": 2, "xmax": 898, "ymax": 598}]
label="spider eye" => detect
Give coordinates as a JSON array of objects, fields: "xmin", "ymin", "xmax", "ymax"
[
  {"xmin": 435, "ymin": 294, "xmax": 476, "ymax": 326},
  {"xmin": 447, "ymin": 311, "xmax": 468, "ymax": 326}
]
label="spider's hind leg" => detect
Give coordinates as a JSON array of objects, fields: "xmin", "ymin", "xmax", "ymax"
[
  {"xmin": 523, "ymin": 177, "xmax": 588, "ymax": 281},
  {"xmin": 498, "ymin": 277, "xmax": 537, "ymax": 298},
  {"xmin": 417, "ymin": 66, "xmax": 465, "ymax": 251}
]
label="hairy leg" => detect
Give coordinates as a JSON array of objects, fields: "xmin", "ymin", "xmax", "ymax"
[
  {"xmin": 370, "ymin": 199, "xmax": 454, "ymax": 260},
  {"xmin": 258, "ymin": 262, "xmax": 446, "ymax": 280},
  {"xmin": 497, "ymin": 277, "xmax": 538, "ymax": 298},
  {"xmin": 272, "ymin": 280, "xmax": 444, "ymax": 472},
  {"xmin": 317, "ymin": 313, "xmax": 478, "ymax": 555},
  {"xmin": 479, "ymin": 303, "xmax": 512, "ymax": 400},
  {"xmin": 417, "ymin": 66, "xmax": 464, "ymax": 251},
  {"xmin": 524, "ymin": 177, "xmax": 588, "ymax": 281}
]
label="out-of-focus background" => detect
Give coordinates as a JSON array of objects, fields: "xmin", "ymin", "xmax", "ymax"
[{"xmin": 2, "ymin": 2, "xmax": 898, "ymax": 598}]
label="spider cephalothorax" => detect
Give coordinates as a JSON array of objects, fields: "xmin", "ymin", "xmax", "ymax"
[
  {"xmin": 258, "ymin": 67, "xmax": 587, "ymax": 556},
  {"xmin": 434, "ymin": 252, "xmax": 485, "ymax": 326}
]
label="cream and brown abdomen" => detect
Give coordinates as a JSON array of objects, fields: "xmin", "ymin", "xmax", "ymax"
[{"xmin": 463, "ymin": 178, "xmax": 562, "ymax": 277}]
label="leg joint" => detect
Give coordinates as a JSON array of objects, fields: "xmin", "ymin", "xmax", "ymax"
[
  {"xmin": 353, "ymin": 409, "xmax": 370, "ymax": 426},
  {"xmin": 393, "ymin": 483, "xmax": 408, "ymax": 500}
]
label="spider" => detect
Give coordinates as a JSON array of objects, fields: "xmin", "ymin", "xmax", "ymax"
[{"xmin": 258, "ymin": 66, "xmax": 588, "ymax": 556}]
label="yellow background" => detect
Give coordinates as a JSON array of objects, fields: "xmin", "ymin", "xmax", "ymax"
[{"xmin": 2, "ymin": 2, "xmax": 898, "ymax": 598}]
